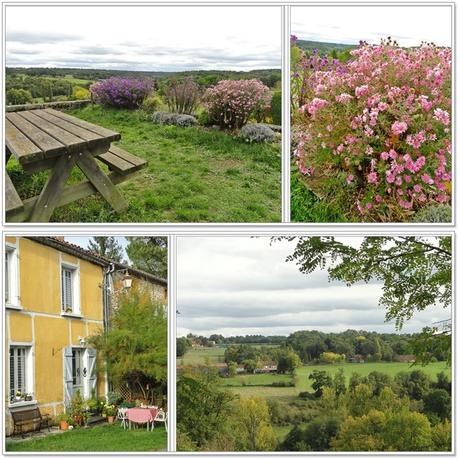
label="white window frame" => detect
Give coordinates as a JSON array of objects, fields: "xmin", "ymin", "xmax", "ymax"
[
  {"xmin": 8, "ymin": 343, "xmax": 35, "ymax": 407},
  {"xmin": 5, "ymin": 243, "xmax": 20, "ymax": 309},
  {"xmin": 60, "ymin": 262, "xmax": 81, "ymax": 316}
]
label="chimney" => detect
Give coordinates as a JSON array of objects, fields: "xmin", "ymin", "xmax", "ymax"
[{"xmin": 54, "ymin": 236, "xmax": 65, "ymax": 242}]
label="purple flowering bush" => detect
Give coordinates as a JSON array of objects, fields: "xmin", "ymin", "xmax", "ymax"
[
  {"xmin": 90, "ymin": 77, "xmax": 154, "ymax": 109},
  {"xmin": 203, "ymin": 79, "xmax": 271, "ymax": 130}
]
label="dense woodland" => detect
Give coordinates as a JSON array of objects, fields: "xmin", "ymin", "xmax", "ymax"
[{"xmin": 178, "ymin": 329, "xmax": 448, "ymax": 364}]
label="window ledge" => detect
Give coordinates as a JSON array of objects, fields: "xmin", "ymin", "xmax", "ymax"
[
  {"xmin": 61, "ymin": 312, "xmax": 83, "ymax": 319},
  {"xmin": 8, "ymin": 400, "xmax": 37, "ymax": 409},
  {"xmin": 6, "ymin": 304, "xmax": 22, "ymax": 311}
]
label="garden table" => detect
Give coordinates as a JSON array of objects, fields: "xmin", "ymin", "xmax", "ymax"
[
  {"xmin": 5, "ymin": 108, "xmax": 141, "ymax": 222},
  {"xmin": 126, "ymin": 408, "xmax": 159, "ymax": 431}
]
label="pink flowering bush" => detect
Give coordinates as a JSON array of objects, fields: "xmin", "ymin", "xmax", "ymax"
[
  {"xmin": 203, "ymin": 79, "xmax": 271, "ymax": 129},
  {"xmin": 292, "ymin": 38, "xmax": 452, "ymax": 222},
  {"xmin": 90, "ymin": 77, "xmax": 154, "ymax": 109}
]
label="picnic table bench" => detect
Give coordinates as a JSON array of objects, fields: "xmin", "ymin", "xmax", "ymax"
[
  {"xmin": 5, "ymin": 108, "xmax": 147, "ymax": 222},
  {"xmin": 10, "ymin": 406, "xmax": 51, "ymax": 437}
]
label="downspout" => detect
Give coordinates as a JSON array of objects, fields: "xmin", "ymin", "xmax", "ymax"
[
  {"xmin": 103, "ymin": 263, "xmax": 115, "ymax": 396},
  {"xmin": 103, "ymin": 263, "xmax": 115, "ymax": 332}
]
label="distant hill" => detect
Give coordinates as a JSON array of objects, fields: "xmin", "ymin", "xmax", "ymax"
[
  {"xmin": 5, "ymin": 67, "xmax": 281, "ymax": 88},
  {"xmin": 296, "ymin": 39, "xmax": 356, "ymax": 54}
]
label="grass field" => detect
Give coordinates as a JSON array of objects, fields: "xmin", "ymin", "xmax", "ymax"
[
  {"xmin": 6, "ymin": 424, "xmax": 167, "ymax": 452},
  {"xmin": 219, "ymin": 361, "xmax": 450, "ymax": 398},
  {"xmin": 180, "ymin": 347, "xmax": 226, "ymax": 365},
  {"xmin": 7, "ymin": 105, "xmax": 281, "ymax": 223}
]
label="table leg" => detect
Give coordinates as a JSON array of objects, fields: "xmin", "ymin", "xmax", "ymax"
[
  {"xmin": 75, "ymin": 152, "xmax": 128, "ymax": 213},
  {"xmin": 29, "ymin": 154, "xmax": 76, "ymax": 222}
]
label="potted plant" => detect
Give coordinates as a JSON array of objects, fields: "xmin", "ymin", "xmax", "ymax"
[
  {"xmin": 70, "ymin": 390, "xmax": 86, "ymax": 426},
  {"xmin": 103, "ymin": 404, "xmax": 117, "ymax": 424},
  {"xmin": 13, "ymin": 390, "xmax": 24, "ymax": 402},
  {"xmin": 58, "ymin": 413, "xmax": 72, "ymax": 431}
]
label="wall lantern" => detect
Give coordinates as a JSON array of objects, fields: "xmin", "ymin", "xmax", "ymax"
[{"xmin": 122, "ymin": 273, "xmax": 133, "ymax": 290}]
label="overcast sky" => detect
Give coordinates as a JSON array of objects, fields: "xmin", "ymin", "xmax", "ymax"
[
  {"xmin": 292, "ymin": 5, "xmax": 452, "ymax": 47},
  {"xmin": 177, "ymin": 236, "xmax": 450, "ymax": 337},
  {"xmin": 65, "ymin": 236, "xmax": 129, "ymax": 262},
  {"xmin": 6, "ymin": 6, "xmax": 281, "ymax": 71}
]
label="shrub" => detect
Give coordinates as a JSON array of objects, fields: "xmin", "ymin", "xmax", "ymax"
[
  {"xmin": 411, "ymin": 203, "xmax": 452, "ymax": 223},
  {"xmin": 270, "ymin": 381, "xmax": 294, "ymax": 387},
  {"xmin": 72, "ymin": 86, "xmax": 90, "ymax": 100},
  {"xmin": 164, "ymin": 77, "xmax": 201, "ymax": 115},
  {"xmin": 197, "ymin": 110, "xmax": 214, "ymax": 126},
  {"xmin": 203, "ymin": 79, "xmax": 271, "ymax": 129},
  {"xmin": 240, "ymin": 123, "xmax": 276, "ymax": 143},
  {"xmin": 271, "ymin": 91, "xmax": 282, "ymax": 124},
  {"xmin": 292, "ymin": 38, "xmax": 452, "ymax": 222},
  {"xmin": 6, "ymin": 88, "xmax": 33, "ymax": 105},
  {"xmin": 141, "ymin": 94, "xmax": 163, "ymax": 114},
  {"xmin": 90, "ymin": 77, "xmax": 153, "ymax": 109},
  {"xmin": 152, "ymin": 111, "xmax": 197, "ymax": 127}
]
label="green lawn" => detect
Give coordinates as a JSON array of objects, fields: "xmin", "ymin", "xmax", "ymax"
[
  {"xmin": 6, "ymin": 424, "xmax": 167, "ymax": 452},
  {"xmin": 7, "ymin": 105, "xmax": 281, "ymax": 223},
  {"xmin": 223, "ymin": 372, "xmax": 293, "ymax": 387},
  {"xmin": 180, "ymin": 347, "xmax": 226, "ymax": 365}
]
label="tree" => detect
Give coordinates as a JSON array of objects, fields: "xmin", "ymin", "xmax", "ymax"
[
  {"xmin": 227, "ymin": 361, "xmax": 237, "ymax": 377},
  {"xmin": 242, "ymin": 359, "xmax": 258, "ymax": 374},
  {"xmin": 282, "ymin": 417, "xmax": 340, "ymax": 451},
  {"xmin": 319, "ymin": 351, "xmax": 345, "ymax": 364},
  {"xmin": 332, "ymin": 409, "xmax": 434, "ymax": 451},
  {"xmin": 88, "ymin": 237, "xmax": 124, "ymax": 262},
  {"xmin": 6, "ymin": 88, "xmax": 33, "ymax": 105},
  {"xmin": 333, "ymin": 368, "xmax": 346, "ymax": 396},
  {"xmin": 275, "ymin": 236, "xmax": 451, "ymax": 329},
  {"xmin": 423, "ymin": 389, "xmax": 451, "ymax": 421},
  {"xmin": 274, "ymin": 236, "xmax": 451, "ymax": 361},
  {"xmin": 177, "ymin": 337, "xmax": 191, "ymax": 357},
  {"xmin": 177, "ymin": 366, "xmax": 235, "ymax": 448},
  {"xmin": 231, "ymin": 397, "xmax": 276, "ymax": 451},
  {"xmin": 89, "ymin": 286, "xmax": 167, "ymax": 404},
  {"xmin": 126, "ymin": 237, "xmax": 167, "ymax": 279},
  {"xmin": 309, "ymin": 370, "xmax": 332, "ymax": 397},
  {"xmin": 395, "ymin": 370, "xmax": 431, "ymax": 400},
  {"xmin": 277, "ymin": 348, "xmax": 302, "ymax": 374}
]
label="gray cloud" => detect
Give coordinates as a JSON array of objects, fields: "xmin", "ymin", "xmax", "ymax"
[
  {"xmin": 7, "ymin": 30, "xmax": 81, "ymax": 44},
  {"xmin": 177, "ymin": 237, "xmax": 449, "ymax": 337}
]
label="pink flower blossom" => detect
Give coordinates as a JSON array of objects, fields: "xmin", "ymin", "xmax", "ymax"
[
  {"xmin": 367, "ymin": 172, "xmax": 378, "ymax": 184},
  {"xmin": 391, "ymin": 121, "xmax": 408, "ymax": 136}
]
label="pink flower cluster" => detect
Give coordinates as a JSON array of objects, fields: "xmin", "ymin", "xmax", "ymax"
[
  {"xmin": 203, "ymin": 79, "xmax": 271, "ymax": 129},
  {"xmin": 292, "ymin": 39, "xmax": 451, "ymax": 221}
]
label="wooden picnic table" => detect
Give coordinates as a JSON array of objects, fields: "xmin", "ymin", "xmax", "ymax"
[{"xmin": 5, "ymin": 108, "xmax": 146, "ymax": 222}]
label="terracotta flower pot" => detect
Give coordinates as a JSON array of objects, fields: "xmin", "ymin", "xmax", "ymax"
[
  {"xmin": 107, "ymin": 415, "xmax": 115, "ymax": 424},
  {"xmin": 60, "ymin": 420, "xmax": 69, "ymax": 431}
]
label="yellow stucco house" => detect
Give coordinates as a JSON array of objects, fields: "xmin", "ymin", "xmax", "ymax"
[{"xmin": 4, "ymin": 236, "xmax": 167, "ymax": 435}]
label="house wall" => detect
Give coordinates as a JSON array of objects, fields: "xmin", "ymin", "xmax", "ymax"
[{"xmin": 5, "ymin": 237, "xmax": 106, "ymax": 435}]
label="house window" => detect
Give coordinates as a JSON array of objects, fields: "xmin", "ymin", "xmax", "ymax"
[
  {"xmin": 5, "ymin": 245, "xmax": 19, "ymax": 307},
  {"xmin": 5, "ymin": 250, "xmax": 11, "ymax": 303},
  {"xmin": 61, "ymin": 264, "xmax": 80, "ymax": 314},
  {"xmin": 72, "ymin": 348, "xmax": 84, "ymax": 390},
  {"xmin": 9, "ymin": 346, "xmax": 29, "ymax": 402}
]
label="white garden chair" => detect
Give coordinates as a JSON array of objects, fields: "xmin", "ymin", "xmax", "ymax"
[
  {"xmin": 153, "ymin": 409, "xmax": 167, "ymax": 432},
  {"xmin": 116, "ymin": 407, "xmax": 128, "ymax": 429}
]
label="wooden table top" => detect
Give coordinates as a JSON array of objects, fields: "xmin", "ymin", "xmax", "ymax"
[{"xmin": 5, "ymin": 108, "xmax": 120, "ymax": 170}]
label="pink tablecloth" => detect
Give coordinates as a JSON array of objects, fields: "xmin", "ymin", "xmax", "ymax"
[{"xmin": 126, "ymin": 408, "xmax": 159, "ymax": 424}]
